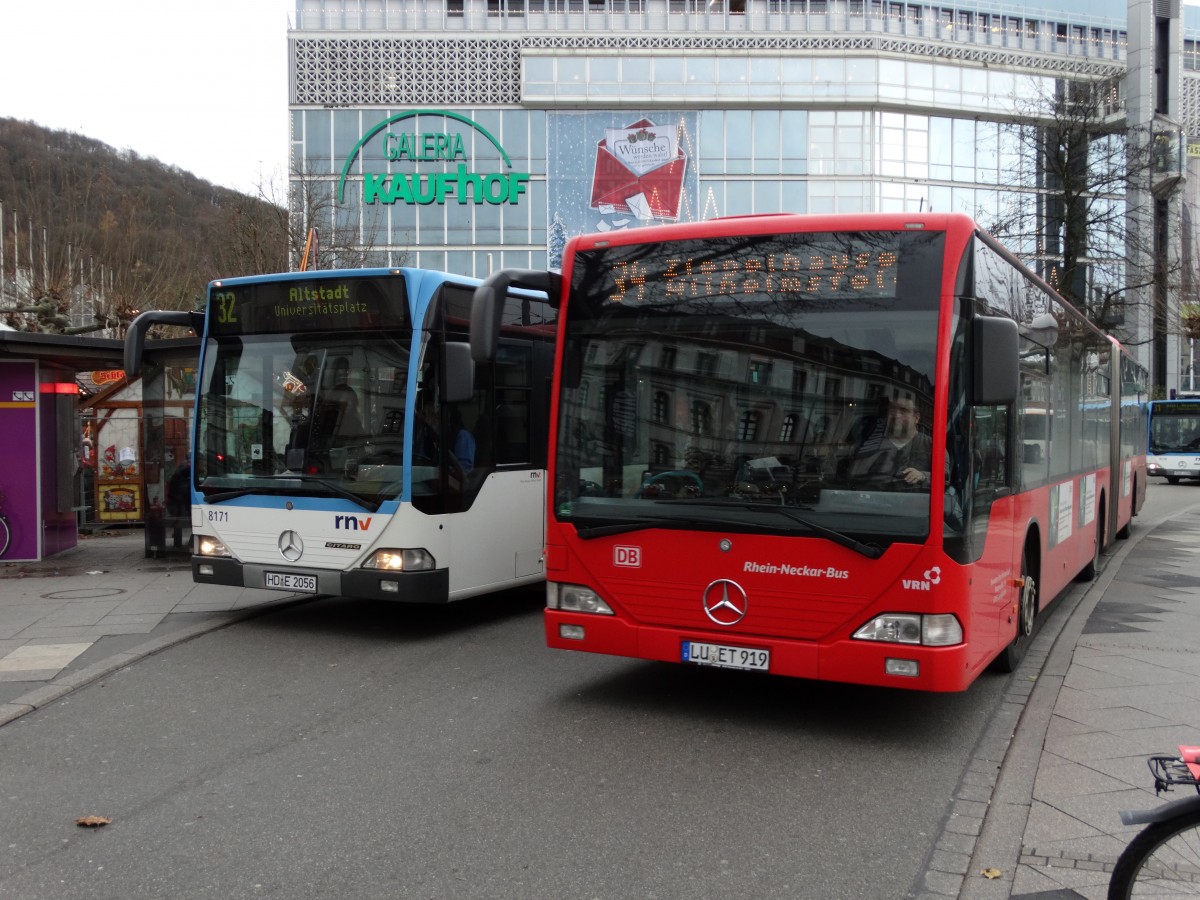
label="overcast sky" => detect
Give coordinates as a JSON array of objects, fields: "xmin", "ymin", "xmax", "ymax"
[
  {"xmin": 4, "ymin": 0, "xmax": 1199, "ymax": 199},
  {"xmin": 3, "ymin": 0, "xmax": 294, "ymax": 197}
]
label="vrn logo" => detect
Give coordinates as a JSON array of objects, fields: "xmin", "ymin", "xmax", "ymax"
[
  {"xmin": 902, "ymin": 566, "xmax": 941, "ymax": 591},
  {"xmin": 335, "ymin": 515, "xmax": 373, "ymax": 531}
]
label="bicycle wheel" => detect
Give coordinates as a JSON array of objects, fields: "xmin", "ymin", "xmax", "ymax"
[
  {"xmin": 1110, "ymin": 809, "xmax": 1200, "ymax": 898},
  {"xmin": 0, "ymin": 514, "xmax": 9, "ymax": 558}
]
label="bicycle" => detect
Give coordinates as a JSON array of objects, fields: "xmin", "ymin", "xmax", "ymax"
[{"xmin": 1109, "ymin": 745, "xmax": 1200, "ymax": 898}]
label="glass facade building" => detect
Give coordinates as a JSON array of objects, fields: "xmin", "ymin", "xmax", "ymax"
[{"xmin": 287, "ymin": 0, "xmax": 1200, "ymax": 383}]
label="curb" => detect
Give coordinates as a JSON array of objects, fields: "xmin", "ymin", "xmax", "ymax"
[
  {"xmin": 911, "ymin": 508, "xmax": 1161, "ymax": 900},
  {"xmin": 0, "ymin": 593, "xmax": 320, "ymax": 729}
]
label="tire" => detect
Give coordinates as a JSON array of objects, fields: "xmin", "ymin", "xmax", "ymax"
[
  {"xmin": 993, "ymin": 550, "xmax": 1038, "ymax": 673},
  {"xmin": 1117, "ymin": 477, "xmax": 1136, "ymax": 540},
  {"xmin": 1167, "ymin": 476, "xmax": 1181, "ymax": 485},
  {"xmin": 1108, "ymin": 809, "xmax": 1200, "ymax": 899},
  {"xmin": 0, "ymin": 514, "xmax": 9, "ymax": 558},
  {"xmin": 1076, "ymin": 507, "xmax": 1104, "ymax": 582}
]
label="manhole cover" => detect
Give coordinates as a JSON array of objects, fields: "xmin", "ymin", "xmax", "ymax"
[{"xmin": 42, "ymin": 588, "xmax": 128, "ymax": 601}]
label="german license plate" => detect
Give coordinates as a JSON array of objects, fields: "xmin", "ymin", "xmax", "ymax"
[
  {"xmin": 263, "ymin": 571, "xmax": 317, "ymax": 592},
  {"xmin": 682, "ymin": 641, "xmax": 769, "ymax": 672}
]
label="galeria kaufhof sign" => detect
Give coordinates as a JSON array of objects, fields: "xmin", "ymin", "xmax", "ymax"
[{"xmin": 337, "ymin": 110, "xmax": 531, "ymax": 207}]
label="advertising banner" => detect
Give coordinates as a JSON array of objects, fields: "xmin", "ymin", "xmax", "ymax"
[{"xmin": 547, "ymin": 112, "xmax": 700, "ymax": 268}]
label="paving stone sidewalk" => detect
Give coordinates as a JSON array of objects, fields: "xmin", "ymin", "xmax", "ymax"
[
  {"xmin": 0, "ymin": 528, "xmax": 309, "ymax": 725},
  {"xmin": 958, "ymin": 504, "xmax": 1200, "ymax": 900}
]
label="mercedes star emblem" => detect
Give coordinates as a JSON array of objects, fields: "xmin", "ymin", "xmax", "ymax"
[
  {"xmin": 278, "ymin": 530, "xmax": 304, "ymax": 562},
  {"xmin": 702, "ymin": 579, "xmax": 748, "ymax": 626}
]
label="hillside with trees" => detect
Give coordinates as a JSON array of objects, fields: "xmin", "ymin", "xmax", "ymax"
[{"xmin": 0, "ymin": 117, "xmax": 288, "ymax": 334}]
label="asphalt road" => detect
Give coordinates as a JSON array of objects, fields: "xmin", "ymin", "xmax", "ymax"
[{"xmin": 5, "ymin": 484, "xmax": 1191, "ymax": 899}]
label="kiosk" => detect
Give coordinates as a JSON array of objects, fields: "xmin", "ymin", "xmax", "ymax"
[{"xmin": 0, "ymin": 337, "xmax": 118, "ymax": 561}]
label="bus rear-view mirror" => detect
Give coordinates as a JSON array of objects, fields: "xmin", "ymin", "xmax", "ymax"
[{"xmin": 974, "ymin": 315, "xmax": 1018, "ymax": 406}]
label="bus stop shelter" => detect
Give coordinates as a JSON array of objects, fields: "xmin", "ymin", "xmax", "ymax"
[{"xmin": 0, "ymin": 331, "xmax": 197, "ymax": 562}]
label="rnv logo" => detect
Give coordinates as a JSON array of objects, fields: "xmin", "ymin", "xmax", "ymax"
[{"xmin": 335, "ymin": 515, "xmax": 373, "ymax": 531}]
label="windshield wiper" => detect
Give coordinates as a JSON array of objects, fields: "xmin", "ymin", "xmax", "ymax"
[
  {"xmin": 298, "ymin": 477, "xmax": 380, "ymax": 512},
  {"xmin": 767, "ymin": 507, "xmax": 884, "ymax": 559},
  {"xmin": 203, "ymin": 487, "xmax": 262, "ymax": 503},
  {"xmin": 203, "ymin": 479, "xmax": 378, "ymax": 512},
  {"xmin": 651, "ymin": 498, "xmax": 884, "ymax": 559},
  {"xmin": 575, "ymin": 516, "xmax": 707, "ymax": 540}
]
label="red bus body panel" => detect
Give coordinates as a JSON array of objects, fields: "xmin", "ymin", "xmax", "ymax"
[{"xmin": 546, "ymin": 467, "xmax": 1143, "ymax": 693}]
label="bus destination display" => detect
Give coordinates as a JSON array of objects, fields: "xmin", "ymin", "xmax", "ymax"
[
  {"xmin": 599, "ymin": 235, "xmax": 908, "ymax": 306},
  {"xmin": 209, "ymin": 277, "xmax": 409, "ymax": 335}
]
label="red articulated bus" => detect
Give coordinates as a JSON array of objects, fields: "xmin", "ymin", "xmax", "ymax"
[{"xmin": 471, "ymin": 212, "xmax": 1148, "ymax": 691}]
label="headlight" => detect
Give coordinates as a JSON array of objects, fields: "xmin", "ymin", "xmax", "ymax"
[
  {"xmin": 548, "ymin": 582, "xmax": 614, "ymax": 615},
  {"xmin": 196, "ymin": 536, "xmax": 231, "ymax": 557},
  {"xmin": 362, "ymin": 548, "xmax": 435, "ymax": 571},
  {"xmin": 853, "ymin": 613, "xmax": 963, "ymax": 647}
]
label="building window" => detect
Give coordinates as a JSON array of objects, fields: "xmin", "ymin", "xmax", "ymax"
[
  {"xmin": 696, "ymin": 353, "xmax": 718, "ymax": 378},
  {"xmin": 653, "ymin": 391, "xmax": 670, "ymax": 424},
  {"xmin": 749, "ymin": 359, "xmax": 773, "ymax": 385},
  {"xmin": 691, "ymin": 400, "xmax": 712, "ymax": 436},
  {"xmin": 660, "ymin": 346, "xmax": 677, "ymax": 369},
  {"xmin": 793, "ymin": 368, "xmax": 809, "ymax": 395},
  {"xmin": 781, "ymin": 413, "xmax": 798, "ymax": 442},
  {"xmin": 738, "ymin": 411, "xmax": 760, "ymax": 441},
  {"xmin": 488, "ymin": 0, "xmax": 526, "ymax": 15}
]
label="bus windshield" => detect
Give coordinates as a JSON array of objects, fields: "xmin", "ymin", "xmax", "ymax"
[
  {"xmin": 196, "ymin": 330, "xmax": 421, "ymax": 510},
  {"xmin": 553, "ymin": 229, "xmax": 945, "ymax": 545},
  {"xmin": 1148, "ymin": 402, "xmax": 1200, "ymax": 453}
]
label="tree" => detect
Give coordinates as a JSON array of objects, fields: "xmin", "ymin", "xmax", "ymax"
[
  {"xmin": 284, "ymin": 161, "xmax": 395, "ymax": 270},
  {"xmin": 0, "ymin": 117, "xmax": 287, "ymax": 335},
  {"xmin": 983, "ymin": 76, "xmax": 1179, "ymax": 345}
]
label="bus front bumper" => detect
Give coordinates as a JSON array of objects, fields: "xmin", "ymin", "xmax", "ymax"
[
  {"xmin": 544, "ymin": 610, "xmax": 976, "ymax": 692},
  {"xmin": 192, "ymin": 556, "xmax": 450, "ymax": 603}
]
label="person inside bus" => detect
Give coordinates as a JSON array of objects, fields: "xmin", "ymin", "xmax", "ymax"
[
  {"xmin": 448, "ymin": 403, "xmax": 475, "ymax": 474},
  {"xmin": 848, "ymin": 396, "xmax": 936, "ymax": 488},
  {"xmin": 417, "ymin": 402, "xmax": 475, "ymax": 474},
  {"xmin": 325, "ymin": 356, "xmax": 363, "ymax": 439}
]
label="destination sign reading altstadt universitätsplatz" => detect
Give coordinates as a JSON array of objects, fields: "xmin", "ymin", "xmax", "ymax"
[{"xmin": 210, "ymin": 277, "xmax": 407, "ymax": 335}]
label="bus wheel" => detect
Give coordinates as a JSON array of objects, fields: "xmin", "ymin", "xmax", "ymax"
[
  {"xmin": 1167, "ymin": 476, "xmax": 1181, "ymax": 485},
  {"xmin": 994, "ymin": 554, "xmax": 1038, "ymax": 673},
  {"xmin": 1117, "ymin": 477, "xmax": 1135, "ymax": 539},
  {"xmin": 1076, "ymin": 505, "xmax": 1104, "ymax": 582}
]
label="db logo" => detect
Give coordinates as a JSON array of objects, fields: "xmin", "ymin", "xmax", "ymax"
[{"xmin": 614, "ymin": 545, "xmax": 642, "ymax": 568}]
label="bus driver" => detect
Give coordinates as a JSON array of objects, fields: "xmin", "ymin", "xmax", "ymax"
[{"xmin": 849, "ymin": 397, "xmax": 935, "ymax": 488}]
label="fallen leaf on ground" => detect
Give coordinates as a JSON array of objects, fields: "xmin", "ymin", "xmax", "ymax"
[
  {"xmin": 980, "ymin": 867, "xmax": 1002, "ymax": 880},
  {"xmin": 75, "ymin": 815, "xmax": 112, "ymax": 827}
]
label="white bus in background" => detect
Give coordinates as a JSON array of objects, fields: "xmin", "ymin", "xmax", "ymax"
[{"xmin": 1146, "ymin": 399, "xmax": 1200, "ymax": 484}]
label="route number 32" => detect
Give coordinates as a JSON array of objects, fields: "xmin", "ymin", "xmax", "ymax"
[{"xmin": 214, "ymin": 291, "xmax": 238, "ymax": 325}]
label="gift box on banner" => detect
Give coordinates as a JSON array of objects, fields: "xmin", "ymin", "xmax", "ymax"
[{"xmin": 589, "ymin": 118, "xmax": 687, "ymax": 220}]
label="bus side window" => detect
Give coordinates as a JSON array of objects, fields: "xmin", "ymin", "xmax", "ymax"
[
  {"xmin": 955, "ymin": 404, "xmax": 1011, "ymax": 561},
  {"xmin": 974, "ymin": 406, "xmax": 1010, "ymax": 492},
  {"xmin": 493, "ymin": 345, "xmax": 533, "ymax": 466}
]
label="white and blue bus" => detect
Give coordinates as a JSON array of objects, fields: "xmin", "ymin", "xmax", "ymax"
[
  {"xmin": 1146, "ymin": 398, "xmax": 1200, "ymax": 484},
  {"xmin": 125, "ymin": 268, "xmax": 554, "ymax": 602}
]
